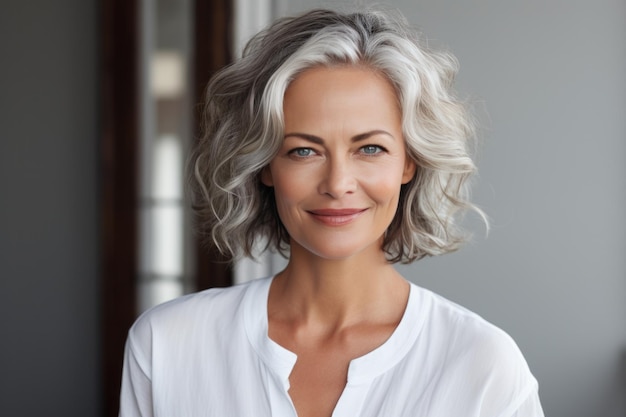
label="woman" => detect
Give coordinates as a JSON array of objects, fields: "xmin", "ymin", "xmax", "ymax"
[{"xmin": 120, "ymin": 9, "xmax": 544, "ymax": 417}]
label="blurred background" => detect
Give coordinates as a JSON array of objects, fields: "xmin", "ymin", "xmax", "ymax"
[{"xmin": 1, "ymin": 0, "xmax": 624, "ymax": 416}]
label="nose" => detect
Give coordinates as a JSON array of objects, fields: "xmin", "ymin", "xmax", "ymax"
[{"xmin": 317, "ymin": 157, "xmax": 357, "ymax": 198}]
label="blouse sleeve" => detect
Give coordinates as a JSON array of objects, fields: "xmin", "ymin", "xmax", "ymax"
[
  {"xmin": 456, "ymin": 320, "xmax": 545, "ymax": 417},
  {"xmin": 474, "ymin": 332, "xmax": 545, "ymax": 417},
  {"xmin": 118, "ymin": 319, "xmax": 154, "ymax": 417},
  {"xmin": 508, "ymin": 386, "xmax": 544, "ymax": 417}
]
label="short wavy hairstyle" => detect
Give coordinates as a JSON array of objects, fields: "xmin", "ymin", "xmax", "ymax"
[{"xmin": 191, "ymin": 8, "xmax": 486, "ymax": 263}]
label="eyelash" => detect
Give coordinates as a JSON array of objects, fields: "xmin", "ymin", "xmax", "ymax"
[
  {"xmin": 289, "ymin": 147, "xmax": 317, "ymax": 158},
  {"xmin": 287, "ymin": 145, "xmax": 386, "ymax": 159},
  {"xmin": 360, "ymin": 145, "xmax": 385, "ymax": 155}
]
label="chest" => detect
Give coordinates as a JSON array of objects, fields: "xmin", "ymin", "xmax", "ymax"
[
  {"xmin": 149, "ymin": 339, "xmax": 484, "ymax": 417},
  {"xmin": 287, "ymin": 348, "xmax": 351, "ymax": 417},
  {"xmin": 272, "ymin": 325, "xmax": 397, "ymax": 417}
]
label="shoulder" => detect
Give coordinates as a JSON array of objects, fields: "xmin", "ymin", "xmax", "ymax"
[
  {"xmin": 126, "ymin": 277, "xmax": 269, "ymax": 353},
  {"xmin": 415, "ymin": 284, "xmax": 526, "ymax": 361},
  {"xmin": 133, "ymin": 280, "xmax": 247, "ymax": 327},
  {"xmin": 411, "ymin": 284, "xmax": 539, "ymax": 414}
]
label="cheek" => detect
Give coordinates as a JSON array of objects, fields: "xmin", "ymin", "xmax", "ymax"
[
  {"xmin": 268, "ymin": 161, "xmax": 301, "ymax": 198},
  {"xmin": 361, "ymin": 170, "xmax": 405, "ymax": 203},
  {"xmin": 271, "ymin": 159, "xmax": 323, "ymax": 196},
  {"xmin": 271, "ymin": 175, "xmax": 307, "ymax": 216}
]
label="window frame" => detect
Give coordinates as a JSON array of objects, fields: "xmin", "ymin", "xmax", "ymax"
[{"xmin": 99, "ymin": 1, "xmax": 233, "ymax": 415}]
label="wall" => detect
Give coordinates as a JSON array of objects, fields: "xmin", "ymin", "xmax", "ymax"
[
  {"xmin": 0, "ymin": 1, "xmax": 101, "ymax": 416},
  {"xmin": 278, "ymin": 1, "xmax": 626, "ymax": 416},
  {"xmin": 1, "ymin": 1, "xmax": 624, "ymax": 416}
]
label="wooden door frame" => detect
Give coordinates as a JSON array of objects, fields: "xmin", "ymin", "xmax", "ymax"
[
  {"xmin": 100, "ymin": 1, "xmax": 140, "ymax": 415},
  {"xmin": 193, "ymin": 0, "xmax": 234, "ymax": 290}
]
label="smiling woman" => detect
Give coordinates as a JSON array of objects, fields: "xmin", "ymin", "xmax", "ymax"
[
  {"xmin": 261, "ymin": 66, "xmax": 415, "ymax": 262},
  {"xmin": 119, "ymin": 8, "xmax": 544, "ymax": 417},
  {"xmin": 192, "ymin": 10, "xmax": 484, "ymax": 265}
]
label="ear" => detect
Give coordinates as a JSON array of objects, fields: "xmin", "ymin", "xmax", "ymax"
[
  {"xmin": 260, "ymin": 165, "xmax": 274, "ymax": 187},
  {"xmin": 401, "ymin": 157, "xmax": 417, "ymax": 184}
]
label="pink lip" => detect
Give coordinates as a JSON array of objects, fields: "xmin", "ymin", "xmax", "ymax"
[{"xmin": 307, "ymin": 208, "xmax": 367, "ymax": 226}]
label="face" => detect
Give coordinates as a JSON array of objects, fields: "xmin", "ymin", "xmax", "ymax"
[{"xmin": 261, "ymin": 66, "xmax": 416, "ymax": 261}]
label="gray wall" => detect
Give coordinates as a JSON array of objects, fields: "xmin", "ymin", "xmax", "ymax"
[
  {"xmin": 1, "ymin": 1, "xmax": 624, "ymax": 416},
  {"xmin": 0, "ymin": 1, "xmax": 101, "ymax": 416},
  {"xmin": 279, "ymin": 1, "xmax": 626, "ymax": 417}
]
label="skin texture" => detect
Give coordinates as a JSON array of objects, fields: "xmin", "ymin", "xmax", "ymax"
[{"xmin": 262, "ymin": 66, "xmax": 416, "ymax": 417}]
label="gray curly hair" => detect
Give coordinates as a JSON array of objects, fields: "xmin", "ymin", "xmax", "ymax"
[{"xmin": 191, "ymin": 8, "xmax": 486, "ymax": 263}]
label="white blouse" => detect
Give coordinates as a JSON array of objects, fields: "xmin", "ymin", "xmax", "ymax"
[{"xmin": 119, "ymin": 277, "xmax": 544, "ymax": 417}]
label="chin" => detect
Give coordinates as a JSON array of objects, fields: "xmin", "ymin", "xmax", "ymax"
[{"xmin": 295, "ymin": 236, "xmax": 384, "ymax": 262}]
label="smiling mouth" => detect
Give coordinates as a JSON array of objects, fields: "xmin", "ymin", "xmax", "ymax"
[{"xmin": 307, "ymin": 208, "xmax": 368, "ymax": 226}]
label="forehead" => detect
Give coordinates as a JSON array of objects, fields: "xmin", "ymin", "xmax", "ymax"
[
  {"xmin": 286, "ymin": 65, "xmax": 397, "ymax": 101},
  {"xmin": 283, "ymin": 66, "xmax": 402, "ymax": 134}
]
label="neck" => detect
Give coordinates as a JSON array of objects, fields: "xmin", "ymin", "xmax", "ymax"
[{"xmin": 269, "ymin": 242, "xmax": 408, "ymax": 328}]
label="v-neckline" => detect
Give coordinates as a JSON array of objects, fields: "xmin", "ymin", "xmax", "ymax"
[{"xmin": 243, "ymin": 276, "xmax": 426, "ymax": 387}]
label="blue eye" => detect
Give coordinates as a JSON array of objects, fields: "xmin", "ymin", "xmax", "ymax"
[
  {"xmin": 291, "ymin": 148, "xmax": 315, "ymax": 157},
  {"xmin": 361, "ymin": 145, "xmax": 383, "ymax": 155}
]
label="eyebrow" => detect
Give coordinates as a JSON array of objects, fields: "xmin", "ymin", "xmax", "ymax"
[{"xmin": 283, "ymin": 129, "xmax": 395, "ymax": 144}]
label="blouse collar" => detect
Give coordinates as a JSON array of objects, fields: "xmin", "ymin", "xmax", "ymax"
[{"xmin": 243, "ymin": 276, "xmax": 427, "ymax": 387}]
